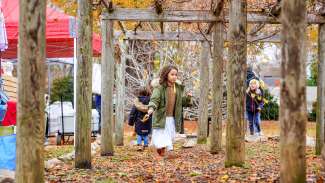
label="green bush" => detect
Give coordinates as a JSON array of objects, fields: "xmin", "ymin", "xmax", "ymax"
[
  {"xmin": 308, "ymin": 101, "xmax": 317, "ymax": 122},
  {"xmin": 50, "ymin": 76, "xmax": 73, "ymax": 104},
  {"xmin": 261, "ymin": 89, "xmax": 279, "ymax": 121},
  {"xmin": 307, "ymin": 57, "xmax": 318, "ymax": 86}
]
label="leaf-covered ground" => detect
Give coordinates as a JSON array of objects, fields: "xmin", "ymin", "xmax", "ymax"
[{"xmin": 45, "ymin": 122, "xmax": 323, "ymax": 183}]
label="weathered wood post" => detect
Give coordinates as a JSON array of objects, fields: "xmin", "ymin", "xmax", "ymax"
[
  {"xmin": 16, "ymin": 0, "xmax": 46, "ymax": 182},
  {"xmin": 101, "ymin": 17, "xmax": 115, "ymax": 156},
  {"xmin": 115, "ymin": 41, "xmax": 126, "ymax": 146},
  {"xmin": 210, "ymin": 20, "xmax": 224, "ymax": 154},
  {"xmin": 225, "ymin": 0, "xmax": 247, "ymax": 167},
  {"xmin": 280, "ymin": 0, "xmax": 307, "ymax": 182},
  {"xmin": 75, "ymin": 0, "xmax": 93, "ymax": 169},
  {"xmin": 316, "ymin": 23, "xmax": 325, "ymax": 155},
  {"xmin": 197, "ymin": 41, "xmax": 210, "ymax": 144}
]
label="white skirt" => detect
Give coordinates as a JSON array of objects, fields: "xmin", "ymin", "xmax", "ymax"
[{"xmin": 151, "ymin": 117, "xmax": 176, "ymax": 151}]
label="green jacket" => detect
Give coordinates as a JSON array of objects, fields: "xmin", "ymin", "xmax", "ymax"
[{"xmin": 148, "ymin": 82, "xmax": 192, "ymax": 132}]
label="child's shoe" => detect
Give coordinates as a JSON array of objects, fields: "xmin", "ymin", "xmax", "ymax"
[{"xmin": 157, "ymin": 147, "xmax": 166, "ymax": 156}]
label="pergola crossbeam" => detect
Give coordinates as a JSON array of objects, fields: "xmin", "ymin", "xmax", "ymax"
[
  {"xmin": 102, "ymin": 8, "xmax": 325, "ymax": 24},
  {"xmin": 118, "ymin": 31, "xmax": 281, "ymax": 42},
  {"xmin": 103, "ymin": 9, "xmax": 219, "ymax": 22}
]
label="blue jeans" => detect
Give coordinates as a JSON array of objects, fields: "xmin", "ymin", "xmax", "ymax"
[
  {"xmin": 95, "ymin": 105, "xmax": 101, "ymax": 134},
  {"xmin": 137, "ymin": 135, "xmax": 149, "ymax": 146},
  {"xmin": 256, "ymin": 112, "xmax": 261, "ymax": 132},
  {"xmin": 247, "ymin": 111, "xmax": 260, "ymax": 135}
]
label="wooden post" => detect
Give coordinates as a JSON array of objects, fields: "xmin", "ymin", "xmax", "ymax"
[
  {"xmin": 225, "ymin": 0, "xmax": 247, "ymax": 167},
  {"xmin": 280, "ymin": 0, "xmax": 307, "ymax": 182},
  {"xmin": 101, "ymin": 19, "xmax": 115, "ymax": 156},
  {"xmin": 75, "ymin": 0, "xmax": 93, "ymax": 169},
  {"xmin": 16, "ymin": 0, "xmax": 46, "ymax": 182},
  {"xmin": 115, "ymin": 42, "xmax": 126, "ymax": 146},
  {"xmin": 197, "ymin": 41, "xmax": 210, "ymax": 144},
  {"xmin": 316, "ymin": 23, "xmax": 325, "ymax": 155},
  {"xmin": 210, "ymin": 21, "xmax": 224, "ymax": 154}
]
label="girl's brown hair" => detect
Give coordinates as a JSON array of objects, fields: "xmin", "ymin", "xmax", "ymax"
[{"xmin": 159, "ymin": 65, "xmax": 178, "ymax": 85}]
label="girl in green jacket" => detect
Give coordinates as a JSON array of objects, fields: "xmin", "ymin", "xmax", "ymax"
[{"xmin": 146, "ymin": 65, "xmax": 192, "ymax": 156}]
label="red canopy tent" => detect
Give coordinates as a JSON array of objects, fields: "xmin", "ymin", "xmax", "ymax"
[{"xmin": 1, "ymin": 0, "xmax": 101, "ymax": 59}]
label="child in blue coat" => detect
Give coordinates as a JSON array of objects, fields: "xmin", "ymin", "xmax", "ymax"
[{"xmin": 128, "ymin": 88, "xmax": 152, "ymax": 151}]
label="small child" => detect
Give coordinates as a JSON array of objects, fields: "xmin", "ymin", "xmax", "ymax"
[
  {"xmin": 246, "ymin": 79, "xmax": 263, "ymax": 136},
  {"xmin": 128, "ymin": 88, "xmax": 152, "ymax": 151}
]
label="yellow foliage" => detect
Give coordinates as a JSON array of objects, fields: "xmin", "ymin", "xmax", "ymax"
[
  {"xmin": 50, "ymin": 0, "xmax": 154, "ymax": 33},
  {"xmin": 112, "ymin": 0, "xmax": 153, "ymax": 8},
  {"xmin": 308, "ymin": 25, "xmax": 318, "ymax": 43}
]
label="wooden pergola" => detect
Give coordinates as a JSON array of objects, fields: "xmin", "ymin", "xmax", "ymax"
[
  {"xmin": 98, "ymin": 0, "xmax": 325, "ymax": 161},
  {"xmin": 15, "ymin": 0, "xmax": 325, "ymax": 182}
]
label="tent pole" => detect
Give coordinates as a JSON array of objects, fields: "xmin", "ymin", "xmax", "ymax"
[{"xmin": 73, "ymin": 37, "xmax": 77, "ymax": 147}]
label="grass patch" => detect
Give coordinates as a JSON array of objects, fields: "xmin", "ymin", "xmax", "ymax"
[
  {"xmin": 45, "ymin": 145, "xmax": 74, "ymax": 160},
  {"xmin": 96, "ymin": 177, "xmax": 117, "ymax": 183},
  {"xmin": 189, "ymin": 171, "xmax": 202, "ymax": 177},
  {"xmin": 110, "ymin": 155, "xmax": 130, "ymax": 163},
  {"xmin": 118, "ymin": 172, "xmax": 128, "ymax": 177}
]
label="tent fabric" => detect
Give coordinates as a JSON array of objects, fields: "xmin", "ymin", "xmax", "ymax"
[
  {"xmin": 2, "ymin": 101, "xmax": 16, "ymax": 126},
  {"xmin": 0, "ymin": 134, "xmax": 16, "ymax": 171},
  {"xmin": 1, "ymin": 0, "xmax": 101, "ymax": 58},
  {"xmin": 0, "ymin": 9, "xmax": 8, "ymax": 51}
]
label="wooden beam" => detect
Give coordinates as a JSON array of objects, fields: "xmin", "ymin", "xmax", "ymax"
[
  {"xmin": 210, "ymin": 20, "xmax": 224, "ymax": 154},
  {"xmin": 115, "ymin": 41, "xmax": 126, "ymax": 146},
  {"xmin": 102, "ymin": 8, "xmax": 325, "ymax": 24},
  {"xmin": 225, "ymin": 0, "xmax": 246, "ymax": 168},
  {"xmin": 16, "ymin": 0, "xmax": 46, "ymax": 182},
  {"xmin": 197, "ymin": 41, "xmax": 210, "ymax": 144},
  {"xmin": 75, "ymin": 0, "xmax": 92, "ymax": 169},
  {"xmin": 160, "ymin": 22, "xmax": 164, "ymax": 34},
  {"xmin": 103, "ymin": 8, "xmax": 218, "ymax": 22},
  {"xmin": 120, "ymin": 31, "xmax": 281, "ymax": 42},
  {"xmin": 206, "ymin": 0, "xmax": 225, "ymax": 34},
  {"xmin": 117, "ymin": 21, "xmax": 126, "ymax": 34},
  {"xmin": 101, "ymin": 19, "xmax": 115, "ymax": 156},
  {"xmin": 280, "ymin": 0, "xmax": 307, "ymax": 181},
  {"xmin": 316, "ymin": 23, "xmax": 325, "ymax": 155}
]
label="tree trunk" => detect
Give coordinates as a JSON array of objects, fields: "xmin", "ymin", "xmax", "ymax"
[
  {"xmin": 210, "ymin": 21, "xmax": 224, "ymax": 154},
  {"xmin": 115, "ymin": 42, "xmax": 126, "ymax": 146},
  {"xmin": 316, "ymin": 23, "xmax": 325, "ymax": 155},
  {"xmin": 75, "ymin": 0, "xmax": 92, "ymax": 169},
  {"xmin": 101, "ymin": 19, "xmax": 115, "ymax": 156},
  {"xmin": 225, "ymin": 0, "xmax": 247, "ymax": 167},
  {"xmin": 197, "ymin": 41, "xmax": 210, "ymax": 144},
  {"xmin": 280, "ymin": 0, "xmax": 307, "ymax": 182},
  {"xmin": 16, "ymin": 0, "xmax": 46, "ymax": 182}
]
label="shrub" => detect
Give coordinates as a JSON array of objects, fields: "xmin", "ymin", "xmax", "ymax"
[
  {"xmin": 50, "ymin": 76, "xmax": 73, "ymax": 104},
  {"xmin": 261, "ymin": 89, "xmax": 279, "ymax": 121},
  {"xmin": 308, "ymin": 101, "xmax": 317, "ymax": 122}
]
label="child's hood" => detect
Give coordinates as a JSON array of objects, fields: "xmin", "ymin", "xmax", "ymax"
[
  {"xmin": 138, "ymin": 96, "xmax": 150, "ymax": 104},
  {"xmin": 133, "ymin": 97, "xmax": 149, "ymax": 113}
]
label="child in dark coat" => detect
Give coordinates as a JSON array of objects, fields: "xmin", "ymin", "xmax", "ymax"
[
  {"xmin": 246, "ymin": 79, "xmax": 263, "ymax": 136},
  {"xmin": 128, "ymin": 88, "xmax": 152, "ymax": 150}
]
